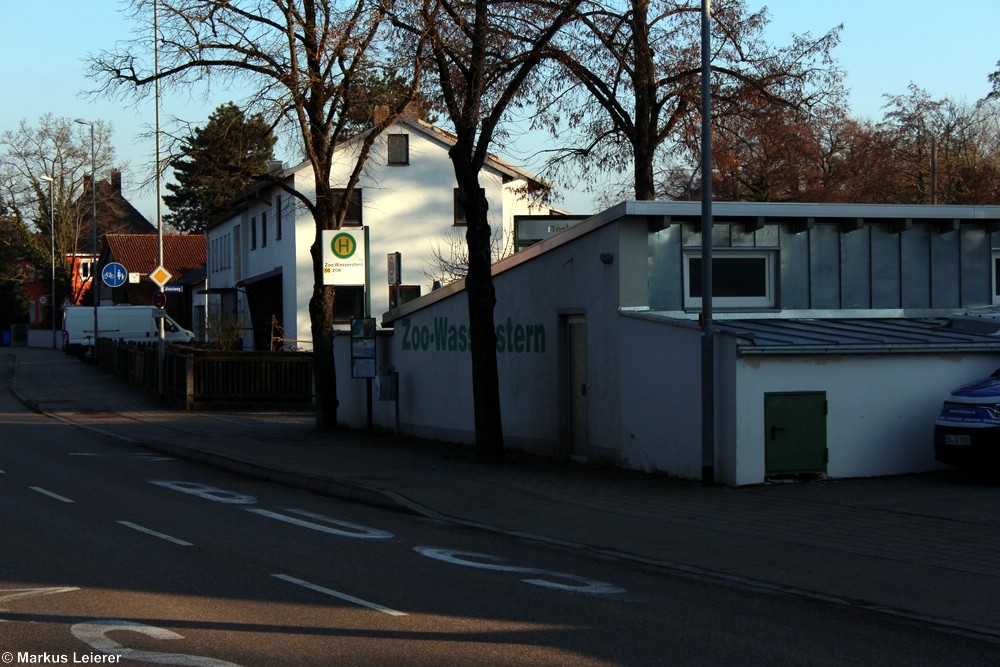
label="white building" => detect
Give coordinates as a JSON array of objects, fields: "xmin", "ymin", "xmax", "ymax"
[
  {"xmin": 205, "ymin": 113, "xmax": 559, "ymax": 350},
  {"xmin": 335, "ymin": 201, "xmax": 1000, "ymax": 485}
]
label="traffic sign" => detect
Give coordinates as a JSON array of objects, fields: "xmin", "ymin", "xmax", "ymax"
[
  {"xmin": 149, "ymin": 265, "xmax": 172, "ymax": 288},
  {"xmin": 102, "ymin": 262, "xmax": 128, "ymax": 288},
  {"xmin": 152, "ymin": 291, "xmax": 166, "ymax": 308}
]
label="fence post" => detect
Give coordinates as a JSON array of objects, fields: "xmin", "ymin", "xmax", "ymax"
[{"xmin": 185, "ymin": 352, "xmax": 195, "ymax": 410}]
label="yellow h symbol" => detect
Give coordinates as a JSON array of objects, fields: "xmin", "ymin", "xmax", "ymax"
[{"xmin": 331, "ymin": 233, "xmax": 356, "ymax": 258}]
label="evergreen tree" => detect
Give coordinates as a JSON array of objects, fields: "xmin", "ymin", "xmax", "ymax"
[{"xmin": 164, "ymin": 103, "xmax": 276, "ymax": 233}]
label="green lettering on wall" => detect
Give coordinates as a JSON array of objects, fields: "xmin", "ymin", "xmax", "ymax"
[{"xmin": 399, "ymin": 316, "xmax": 545, "ymax": 353}]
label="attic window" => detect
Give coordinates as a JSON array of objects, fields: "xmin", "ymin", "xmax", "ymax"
[{"xmin": 388, "ymin": 134, "xmax": 409, "ymax": 165}]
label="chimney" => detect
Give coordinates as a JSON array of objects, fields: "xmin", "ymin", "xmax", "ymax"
[
  {"xmin": 374, "ymin": 104, "xmax": 389, "ymax": 127},
  {"xmin": 110, "ymin": 169, "xmax": 122, "ymax": 194},
  {"xmin": 402, "ymin": 101, "xmax": 420, "ymax": 119}
]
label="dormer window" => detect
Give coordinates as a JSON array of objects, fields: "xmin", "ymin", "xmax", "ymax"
[{"xmin": 388, "ymin": 134, "xmax": 409, "ymax": 165}]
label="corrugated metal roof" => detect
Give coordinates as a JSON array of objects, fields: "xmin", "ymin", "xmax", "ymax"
[{"xmin": 714, "ymin": 317, "xmax": 1000, "ymax": 354}]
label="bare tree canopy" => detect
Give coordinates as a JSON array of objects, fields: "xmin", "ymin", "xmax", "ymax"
[
  {"xmin": 88, "ymin": 0, "xmax": 425, "ymax": 430},
  {"xmin": 0, "ymin": 115, "xmax": 119, "ymax": 304},
  {"xmin": 537, "ymin": 0, "xmax": 844, "ymax": 202}
]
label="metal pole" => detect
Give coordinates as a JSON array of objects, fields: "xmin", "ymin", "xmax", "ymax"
[
  {"xmin": 700, "ymin": 0, "xmax": 715, "ymax": 486},
  {"xmin": 75, "ymin": 119, "xmax": 98, "ymax": 363},
  {"xmin": 155, "ymin": 1, "xmax": 166, "ymax": 398},
  {"xmin": 42, "ymin": 175, "xmax": 56, "ymax": 349}
]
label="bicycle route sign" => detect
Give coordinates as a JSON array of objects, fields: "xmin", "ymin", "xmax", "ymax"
[{"xmin": 102, "ymin": 262, "xmax": 128, "ymax": 288}]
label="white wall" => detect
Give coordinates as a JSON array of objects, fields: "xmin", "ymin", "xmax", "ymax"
[
  {"xmin": 619, "ymin": 314, "xmax": 703, "ymax": 479},
  {"xmin": 336, "ymin": 217, "xmax": 638, "ymax": 462},
  {"xmin": 209, "ymin": 120, "xmax": 555, "ymax": 352},
  {"xmin": 733, "ymin": 352, "xmax": 1000, "ymax": 484}
]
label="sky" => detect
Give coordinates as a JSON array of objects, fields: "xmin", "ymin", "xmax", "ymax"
[{"xmin": 2, "ymin": 0, "xmax": 999, "ymax": 220}]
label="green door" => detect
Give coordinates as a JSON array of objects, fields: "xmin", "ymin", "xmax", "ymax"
[{"xmin": 764, "ymin": 392, "xmax": 828, "ymax": 476}]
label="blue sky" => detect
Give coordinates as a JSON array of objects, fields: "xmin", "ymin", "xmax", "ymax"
[{"xmin": 3, "ymin": 0, "xmax": 999, "ymax": 217}]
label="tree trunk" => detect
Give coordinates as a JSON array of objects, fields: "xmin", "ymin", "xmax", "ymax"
[
  {"xmin": 309, "ymin": 283, "xmax": 338, "ymax": 430},
  {"xmin": 457, "ymin": 172, "xmax": 504, "ymax": 462},
  {"xmin": 309, "ymin": 191, "xmax": 338, "ymax": 431}
]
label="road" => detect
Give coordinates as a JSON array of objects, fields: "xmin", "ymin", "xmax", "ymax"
[{"xmin": 1, "ymin": 388, "xmax": 997, "ymax": 666}]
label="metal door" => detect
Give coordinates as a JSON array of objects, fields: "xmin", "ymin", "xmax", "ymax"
[
  {"xmin": 567, "ymin": 316, "xmax": 589, "ymax": 460},
  {"xmin": 764, "ymin": 392, "xmax": 827, "ymax": 476}
]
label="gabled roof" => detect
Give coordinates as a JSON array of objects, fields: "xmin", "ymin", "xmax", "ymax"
[
  {"xmin": 102, "ymin": 233, "xmax": 206, "ymax": 304},
  {"xmin": 104, "ymin": 233, "xmax": 206, "ymax": 275},
  {"xmin": 76, "ymin": 171, "xmax": 156, "ymax": 253},
  {"xmin": 281, "ymin": 114, "xmax": 549, "ymax": 188}
]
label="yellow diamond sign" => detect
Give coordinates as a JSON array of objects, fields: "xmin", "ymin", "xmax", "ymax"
[{"xmin": 149, "ymin": 265, "xmax": 172, "ymax": 288}]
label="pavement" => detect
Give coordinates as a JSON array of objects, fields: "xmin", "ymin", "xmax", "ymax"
[{"xmin": 4, "ymin": 346, "xmax": 1000, "ymax": 643}]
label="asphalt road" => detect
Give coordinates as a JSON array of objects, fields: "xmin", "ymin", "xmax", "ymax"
[{"xmin": 1, "ymin": 388, "xmax": 998, "ymax": 666}]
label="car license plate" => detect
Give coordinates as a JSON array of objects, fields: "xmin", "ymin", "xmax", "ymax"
[{"xmin": 944, "ymin": 434, "xmax": 971, "ymax": 446}]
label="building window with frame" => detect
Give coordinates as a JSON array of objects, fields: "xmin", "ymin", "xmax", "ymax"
[
  {"xmin": 261, "ymin": 211, "xmax": 267, "ymax": 248},
  {"xmin": 250, "ymin": 216, "xmax": 257, "ymax": 250},
  {"xmin": 275, "ymin": 195, "xmax": 282, "ymax": 240},
  {"xmin": 453, "ymin": 187, "xmax": 486, "ymax": 226},
  {"xmin": 992, "ymin": 252, "xmax": 1000, "ymax": 304},
  {"xmin": 333, "ymin": 285, "xmax": 365, "ymax": 322},
  {"xmin": 387, "ymin": 134, "xmax": 409, "ymax": 165},
  {"xmin": 332, "ymin": 189, "xmax": 363, "ymax": 226},
  {"xmin": 683, "ymin": 249, "xmax": 777, "ymax": 310}
]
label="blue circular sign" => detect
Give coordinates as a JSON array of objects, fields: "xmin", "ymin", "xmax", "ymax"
[{"xmin": 102, "ymin": 262, "xmax": 128, "ymax": 288}]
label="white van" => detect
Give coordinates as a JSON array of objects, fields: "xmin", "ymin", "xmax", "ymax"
[{"xmin": 63, "ymin": 305, "xmax": 195, "ymax": 356}]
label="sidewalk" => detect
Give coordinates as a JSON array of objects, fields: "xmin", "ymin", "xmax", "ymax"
[{"xmin": 4, "ymin": 346, "xmax": 1000, "ymax": 641}]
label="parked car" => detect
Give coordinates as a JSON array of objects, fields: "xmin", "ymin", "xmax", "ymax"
[{"xmin": 934, "ymin": 369, "xmax": 1000, "ymax": 467}]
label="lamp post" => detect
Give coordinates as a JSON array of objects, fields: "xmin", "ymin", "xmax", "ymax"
[
  {"xmin": 41, "ymin": 175, "xmax": 56, "ymax": 350},
  {"xmin": 75, "ymin": 118, "xmax": 98, "ymax": 362}
]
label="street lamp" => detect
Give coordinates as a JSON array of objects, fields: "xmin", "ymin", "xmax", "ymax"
[
  {"xmin": 75, "ymin": 118, "xmax": 98, "ymax": 362},
  {"xmin": 41, "ymin": 175, "xmax": 56, "ymax": 350}
]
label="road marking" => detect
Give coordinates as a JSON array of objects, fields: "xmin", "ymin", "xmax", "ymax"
[
  {"xmin": 149, "ymin": 480, "xmax": 256, "ymax": 504},
  {"xmin": 30, "ymin": 486, "xmax": 74, "ymax": 503},
  {"xmin": 248, "ymin": 508, "xmax": 394, "ymax": 539},
  {"xmin": 272, "ymin": 574, "xmax": 407, "ymax": 616},
  {"xmin": 118, "ymin": 521, "xmax": 193, "ymax": 546},
  {"xmin": 414, "ymin": 547, "xmax": 626, "ymax": 595},
  {"xmin": 0, "ymin": 587, "xmax": 79, "ymax": 604},
  {"xmin": 72, "ymin": 620, "xmax": 243, "ymax": 666}
]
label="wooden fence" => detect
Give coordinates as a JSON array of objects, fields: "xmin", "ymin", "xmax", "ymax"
[{"xmin": 100, "ymin": 339, "xmax": 314, "ymax": 410}]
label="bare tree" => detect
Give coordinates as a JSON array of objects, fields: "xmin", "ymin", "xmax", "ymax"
[
  {"xmin": 0, "ymin": 115, "xmax": 119, "ymax": 304},
  {"xmin": 390, "ymin": 0, "xmax": 582, "ymax": 460},
  {"xmin": 87, "ymin": 0, "xmax": 425, "ymax": 430},
  {"xmin": 422, "ymin": 224, "xmax": 513, "ymax": 287},
  {"xmin": 538, "ymin": 0, "xmax": 843, "ymax": 201}
]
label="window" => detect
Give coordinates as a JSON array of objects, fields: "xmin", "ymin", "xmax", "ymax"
[
  {"xmin": 332, "ymin": 189, "xmax": 363, "ymax": 226},
  {"xmin": 250, "ymin": 216, "xmax": 257, "ymax": 250},
  {"xmin": 390, "ymin": 284, "xmax": 422, "ymax": 308},
  {"xmin": 334, "ymin": 286, "xmax": 365, "ymax": 322},
  {"xmin": 683, "ymin": 250, "xmax": 776, "ymax": 309},
  {"xmin": 233, "ymin": 227, "xmax": 242, "ymax": 282},
  {"xmin": 261, "ymin": 211, "xmax": 267, "ymax": 248},
  {"xmin": 453, "ymin": 187, "xmax": 486, "ymax": 226},
  {"xmin": 388, "ymin": 134, "xmax": 409, "ymax": 165},
  {"xmin": 992, "ymin": 252, "xmax": 1000, "ymax": 304},
  {"xmin": 275, "ymin": 196, "xmax": 282, "ymax": 240}
]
